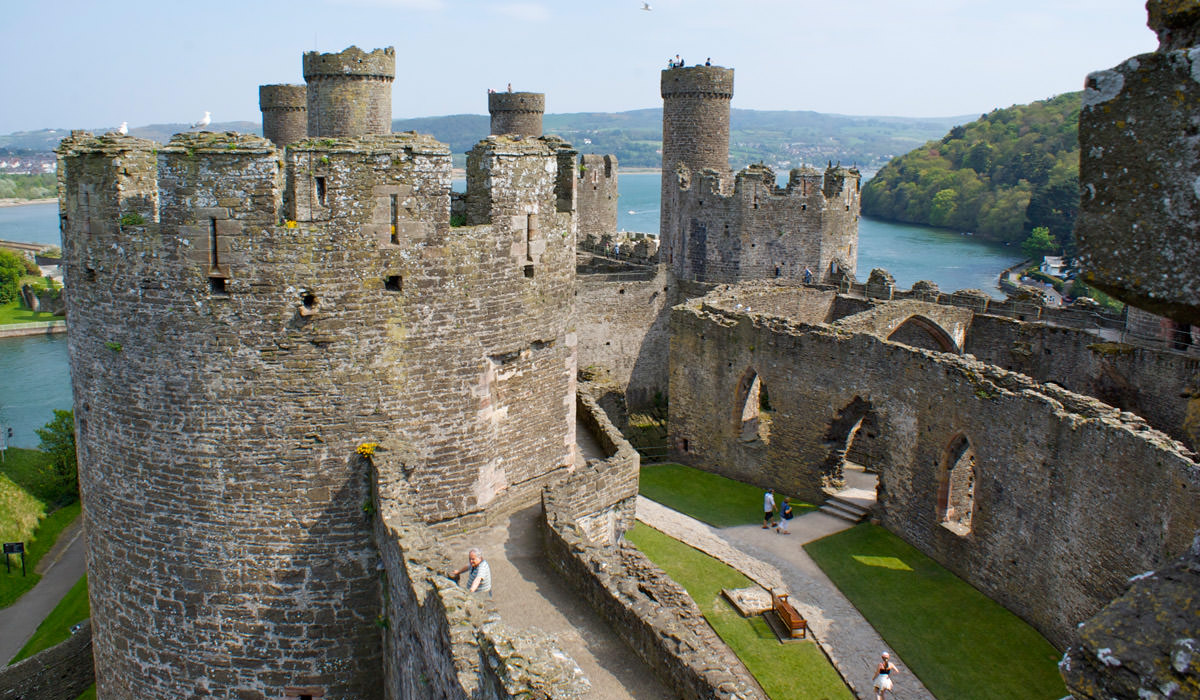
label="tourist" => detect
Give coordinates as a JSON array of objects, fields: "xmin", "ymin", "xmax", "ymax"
[
  {"xmin": 450, "ymin": 548, "xmax": 492, "ymax": 596},
  {"xmin": 803, "ymin": 266, "xmax": 813, "ymax": 284},
  {"xmin": 874, "ymin": 652, "xmax": 898, "ymax": 699},
  {"xmin": 705, "ymin": 57, "xmax": 711, "ymax": 66},
  {"xmin": 777, "ymin": 497, "xmax": 793, "ymax": 534},
  {"xmin": 762, "ymin": 488, "xmax": 776, "ymax": 529}
]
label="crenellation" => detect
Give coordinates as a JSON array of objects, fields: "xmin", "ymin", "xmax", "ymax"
[{"xmin": 303, "ymin": 46, "xmax": 395, "ymax": 138}]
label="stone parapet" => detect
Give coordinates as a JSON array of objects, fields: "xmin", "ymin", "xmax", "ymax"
[{"xmin": 0, "ymin": 621, "xmax": 94, "ymax": 700}]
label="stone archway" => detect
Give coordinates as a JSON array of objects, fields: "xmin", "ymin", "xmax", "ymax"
[
  {"xmin": 887, "ymin": 315, "xmax": 960, "ymax": 353},
  {"xmin": 820, "ymin": 396, "xmax": 880, "ymax": 490}
]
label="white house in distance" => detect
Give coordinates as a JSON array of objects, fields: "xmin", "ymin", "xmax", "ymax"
[{"xmin": 1040, "ymin": 255, "xmax": 1066, "ymax": 277}]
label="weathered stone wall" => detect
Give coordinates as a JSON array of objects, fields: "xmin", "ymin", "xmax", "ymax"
[
  {"xmin": 57, "ymin": 128, "xmax": 578, "ymax": 697},
  {"xmin": 373, "ymin": 454, "xmax": 589, "ymax": 700},
  {"xmin": 965, "ymin": 314, "xmax": 1198, "ymax": 450},
  {"xmin": 660, "ymin": 65, "xmax": 733, "ymax": 264},
  {"xmin": 1075, "ymin": 3, "xmax": 1200, "ymax": 325},
  {"xmin": 575, "ymin": 266, "xmax": 672, "ymax": 408},
  {"xmin": 668, "ymin": 286, "xmax": 1200, "ymax": 649},
  {"xmin": 669, "ymin": 164, "xmax": 860, "ymax": 284},
  {"xmin": 259, "ymin": 84, "xmax": 308, "ymax": 147},
  {"xmin": 0, "ymin": 621, "xmax": 94, "ymax": 700},
  {"xmin": 576, "ymin": 154, "xmax": 617, "ymax": 244},
  {"xmin": 488, "ymin": 92, "xmax": 545, "ymax": 138},
  {"xmin": 303, "ymin": 46, "xmax": 395, "ymax": 138},
  {"xmin": 1060, "ymin": 533, "xmax": 1200, "ymax": 699}
]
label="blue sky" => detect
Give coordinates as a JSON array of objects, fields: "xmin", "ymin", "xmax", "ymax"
[{"xmin": 0, "ymin": 0, "xmax": 1158, "ymax": 134}]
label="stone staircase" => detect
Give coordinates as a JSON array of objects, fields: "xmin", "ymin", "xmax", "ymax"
[{"xmin": 819, "ymin": 493, "xmax": 871, "ymax": 523}]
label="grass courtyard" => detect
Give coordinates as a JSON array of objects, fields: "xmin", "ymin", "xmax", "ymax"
[
  {"xmin": 639, "ymin": 462, "xmax": 815, "ymax": 528},
  {"xmin": 626, "ymin": 523, "xmax": 852, "ymax": 699}
]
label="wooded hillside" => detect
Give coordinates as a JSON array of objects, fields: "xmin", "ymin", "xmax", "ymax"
[{"xmin": 861, "ymin": 93, "xmax": 1080, "ymax": 245}]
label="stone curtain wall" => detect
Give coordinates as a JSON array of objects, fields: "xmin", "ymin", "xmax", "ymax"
[
  {"xmin": 0, "ymin": 622, "xmax": 94, "ymax": 700},
  {"xmin": 575, "ymin": 154, "xmax": 618, "ymax": 244},
  {"xmin": 542, "ymin": 386, "xmax": 762, "ymax": 699},
  {"xmin": 668, "ymin": 287, "xmax": 1199, "ymax": 649},
  {"xmin": 57, "ymin": 129, "xmax": 578, "ymax": 697},
  {"xmin": 373, "ymin": 456, "xmax": 589, "ymax": 700},
  {"xmin": 965, "ymin": 314, "xmax": 1199, "ymax": 450},
  {"xmin": 575, "ymin": 267, "xmax": 672, "ymax": 408}
]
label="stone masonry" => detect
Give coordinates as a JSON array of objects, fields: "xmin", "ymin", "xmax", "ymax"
[
  {"xmin": 259, "ymin": 84, "xmax": 308, "ymax": 148},
  {"xmin": 303, "ymin": 46, "xmax": 395, "ymax": 138},
  {"xmin": 488, "ymin": 92, "xmax": 545, "ymax": 139},
  {"xmin": 57, "ymin": 116, "xmax": 578, "ymax": 697},
  {"xmin": 668, "ymin": 283, "xmax": 1199, "ymax": 650},
  {"xmin": 576, "ymin": 154, "xmax": 618, "ymax": 244}
]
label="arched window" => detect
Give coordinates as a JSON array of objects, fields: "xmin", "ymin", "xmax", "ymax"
[
  {"xmin": 735, "ymin": 369, "xmax": 771, "ymax": 443},
  {"xmin": 937, "ymin": 433, "xmax": 976, "ymax": 535}
]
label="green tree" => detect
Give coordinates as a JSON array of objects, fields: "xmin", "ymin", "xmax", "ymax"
[
  {"xmin": 929, "ymin": 188, "xmax": 959, "ymax": 228},
  {"xmin": 1021, "ymin": 226, "xmax": 1058, "ymax": 259},
  {"xmin": 35, "ymin": 409, "xmax": 78, "ymax": 493},
  {"xmin": 0, "ymin": 249, "xmax": 26, "ymax": 303}
]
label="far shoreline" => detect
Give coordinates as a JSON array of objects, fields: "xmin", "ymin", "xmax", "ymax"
[{"xmin": 0, "ymin": 198, "xmax": 56, "ymax": 208}]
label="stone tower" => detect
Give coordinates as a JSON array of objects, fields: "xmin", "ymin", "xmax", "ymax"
[
  {"xmin": 488, "ymin": 91, "xmax": 545, "ymax": 137},
  {"xmin": 56, "ymin": 123, "xmax": 579, "ymax": 698},
  {"xmin": 659, "ymin": 65, "xmax": 734, "ymax": 251},
  {"xmin": 259, "ymin": 84, "xmax": 308, "ymax": 147},
  {"xmin": 303, "ymin": 46, "xmax": 395, "ymax": 137},
  {"xmin": 577, "ymin": 154, "xmax": 618, "ymax": 243}
]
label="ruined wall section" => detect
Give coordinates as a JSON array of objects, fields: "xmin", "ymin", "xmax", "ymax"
[
  {"xmin": 660, "ymin": 65, "xmax": 733, "ymax": 266},
  {"xmin": 488, "ymin": 92, "xmax": 545, "ymax": 138},
  {"xmin": 575, "ymin": 266, "xmax": 672, "ymax": 408},
  {"xmin": 303, "ymin": 46, "xmax": 395, "ymax": 138},
  {"xmin": 259, "ymin": 84, "xmax": 308, "ymax": 148},
  {"xmin": 671, "ymin": 164, "xmax": 859, "ymax": 284},
  {"xmin": 966, "ymin": 314, "xmax": 1198, "ymax": 450},
  {"xmin": 668, "ymin": 289, "xmax": 1199, "ymax": 648},
  {"xmin": 576, "ymin": 154, "xmax": 617, "ymax": 244}
]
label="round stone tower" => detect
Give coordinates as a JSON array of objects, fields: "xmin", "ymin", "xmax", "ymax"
[
  {"xmin": 303, "ymin": 46, "xmax": 395, "ymax": 137},
  {"xmin": 259, "ymin": 84, "xmax": 308, "ymax": 147},
  {"xmin": 659, "ymin": 65, "xmax": 734, "ymax": 244},
  {"xmin": 488, "ymin": 91, "xmax": 545, "ymax": 138}
]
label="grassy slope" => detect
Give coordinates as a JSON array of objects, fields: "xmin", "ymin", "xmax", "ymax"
[
  {"xmin": 627, "ymin": 523, "xmax": 852, "ymax": 700},
  {"xmin": 11, "ymin": 574, "xmax": 89, "ymax": 662},
  {"xmin": 804, "ymin": 524, "xmax": 1067, "ymax": 700},
  {"xmin": 639, "ymin": 463, "xmax": 814, "ymax": 528},
  {"xmin": 0, "ymin": 299, "xmax": 58, "ymax": 325},
  {"xmin": 1, "ymin": 447, "xmax": 80, "ymax": 608}
]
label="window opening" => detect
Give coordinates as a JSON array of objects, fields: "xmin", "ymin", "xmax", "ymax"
[
  {"xmin": 385, "ymin": 275, "xmax": 402, "ymax": 292},
  {"xmin": 390, "ymin": 194, "xmax": 399, "ymax": 245},
  {"xmin": 315, "ymin": 176, "xmax": 327, "ymax": 207}
]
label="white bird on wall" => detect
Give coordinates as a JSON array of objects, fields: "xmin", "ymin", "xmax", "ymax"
[
  {"xmin": 191, "ymin": 111, "xmax": 211, "ymax": 130},
  {"xmin": 117, "ymin": 121, "xmax": 128, "ymax": 135},
  {"xmin": 641, "ymin": 2, "xmax": 652, "ymax": 10}
]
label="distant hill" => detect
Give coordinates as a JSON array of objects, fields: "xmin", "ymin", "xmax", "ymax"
[
  {"xmin": 394, "ymin": 108, "xmax": 967, "ymax": 171},
  {"xmin": 2, "ymin": 109, "xmax": 964, "ymax": 175},
  {"xmin": 861, "ymin": 93, "xmax": 1080, "ymax": 245}
]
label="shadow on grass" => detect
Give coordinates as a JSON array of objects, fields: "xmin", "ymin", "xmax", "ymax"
[{"xmin": 639, "ymin": 463, "xmax": 815, "ymax": 529}]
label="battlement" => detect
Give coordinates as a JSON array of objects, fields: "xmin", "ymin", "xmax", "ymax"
[
  {"xmin": 661, "ymin": 65, "xmax": 734, "ymax": 99},
  {"xmin": 302, "ymin": 45, "xmax": 396, "ymax": 79},
  {"xmin": 668, "ymin": 163, "xmax": 860, "ymax": 284}
]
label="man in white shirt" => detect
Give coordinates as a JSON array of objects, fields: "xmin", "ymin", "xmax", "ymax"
[
  {"xmin": 763, "ymin": 488, "xmax": 776, "ymax": 529},
  {"xmin": 450, "ymin": 548, "xmax": 492, "ymax": 596}
]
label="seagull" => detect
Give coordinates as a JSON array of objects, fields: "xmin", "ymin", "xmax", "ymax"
[
  {"xmin": 191, "ymin": 111, "xmax": 212, "ymax": 130},
  {"xmin": 117, "ymin": 121, "xmax": 128, "ymax": 135},
  {"xmin": 641, "ymin": 2, "xmax": 652, "ymax": 9}
]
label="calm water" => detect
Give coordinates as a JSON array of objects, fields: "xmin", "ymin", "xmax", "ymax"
[{"xmin": 0, "ymin": 176, "xmax": 1020, "ymax": 446}]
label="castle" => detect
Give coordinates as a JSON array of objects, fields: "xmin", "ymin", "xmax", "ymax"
[{"xmin": 6, "ymin": 5, "xmax": 1197, "ymax": 696}]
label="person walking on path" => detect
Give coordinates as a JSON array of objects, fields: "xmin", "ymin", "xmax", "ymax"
[
  {"xmin": 762, "ymin": 488, "xmax": 776, "ymax": 529},
  {"xmin": 873, "ymin": 651, "xmax": 899, "ymax": 699},
  {"xmin": 777, "ymin": 497, "xmax": 793, "ymax": 534},
  {"xmin": 450, "ymin": 547, "xmax": 492, "ymax": 596}
]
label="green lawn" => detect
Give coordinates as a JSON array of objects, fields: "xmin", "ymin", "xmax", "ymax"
[
  {"xmin": 627, "ymin": 523, "xmax": 852, "ymax": 700},
  {"xmin": 11, "ymin": 574, "xmax": 89, "ymax": 662},
  {"xmin": 1, "ymin": 447, "xmax": 81, "ymax": 608},
  {"xmin": 0, "ymin": 299, "xmax": 59, "ymax": 325},
  {"xmin": 639, "ymin": 463, "xmax": 814, "ymax": 528},
  {"xmin": 804, "ymin": 524, "xmax": 1067, "ymax": 700}
]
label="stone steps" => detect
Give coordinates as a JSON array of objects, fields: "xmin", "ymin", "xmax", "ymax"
[{"xmin": 819, "ymin": 495, "xmax": 870, "ymax": 523}]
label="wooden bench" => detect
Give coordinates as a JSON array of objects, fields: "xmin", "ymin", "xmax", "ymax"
[{"xmin": 770, "ymin": 589, "xmax": 807, "ymax": 639}]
